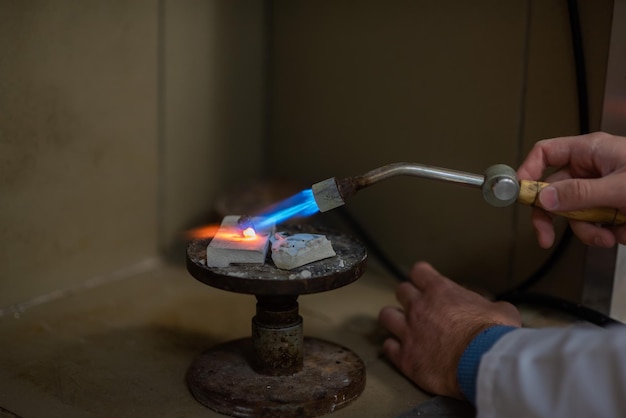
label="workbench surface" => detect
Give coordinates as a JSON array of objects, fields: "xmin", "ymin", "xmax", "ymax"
[{"xmin": 0, "ymin": 262, "xmax": 432, "ymax": 417}]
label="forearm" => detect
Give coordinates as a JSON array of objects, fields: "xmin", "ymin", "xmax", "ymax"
[{"xmin": 473, "ymin": 326, "xmax": 626, "ymax": 418}]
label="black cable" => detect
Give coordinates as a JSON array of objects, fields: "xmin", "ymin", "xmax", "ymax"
[
  {"xmin": 494, "ymin": 1, "xmax": 621, "ymax": 327},
  {"xmin": 338, "ymin": 205, "xmax": 621, "ymax": 327},
  {"xmin": 567, "ymin": 0, "xmax": 590, "ymax": 135},
  {"xmin": 336, "ymin": 0, "xmax": 622, "ymax": 327},
  {"xmin": 336, "ymin": 207, "xmax": 410, "ymax": 282},
  {"xmin": 501, "ymin": 292, "xmax": 623, "ymax": 328},
  {"xmin": 495, "ymin": 228, "xmax": 573, "ymax": 299},
  {"xmin": 496, "ymin": 0, "xmax": 589, "ymax": 299}
]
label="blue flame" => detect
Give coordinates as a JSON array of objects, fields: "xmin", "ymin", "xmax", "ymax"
[{"xmin": 254, "ymin": 189, "xmax": 320, "ymax": 230}]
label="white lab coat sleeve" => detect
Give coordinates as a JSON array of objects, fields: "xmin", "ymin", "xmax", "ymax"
[{"xmin": 475, "ymin": 325, "xmax": 626, "ymax": 418}]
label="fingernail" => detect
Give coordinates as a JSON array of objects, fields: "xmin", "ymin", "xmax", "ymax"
[{"xmin": 539, "ymin": 186, "xmax": 559, "ymax": 210}]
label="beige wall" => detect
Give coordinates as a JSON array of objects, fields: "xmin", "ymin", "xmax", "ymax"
[
  {"xmin": 269, "ymin": 0, "xmax": 613, "ymax": 294},
  {"xmin": 0, "ymin": 0, "xmax": 159, "ymax": 306},
  {"xmin": 0, "ymin": 1, "xmax": 267, "ymax": 307},
  {"xmin": 160, "ymin": 0, "xmax": 267, "ymax": 256},
  {"xmin": 0, "ymin": 0, "xmax": 614, "ymax": 307}
]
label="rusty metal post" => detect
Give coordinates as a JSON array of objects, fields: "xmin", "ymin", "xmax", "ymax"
[{"xmin": 252, "ymin": 295, "xmax": 303, "ymax": 375}]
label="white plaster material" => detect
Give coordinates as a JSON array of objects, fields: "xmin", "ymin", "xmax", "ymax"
[
  {"xmin": 205, "ymin": 216, "xmax": 273, "ymax": 267},
  {"xmin": 270, "ymin": 233, "xmax": 336, "ymax": 270}
]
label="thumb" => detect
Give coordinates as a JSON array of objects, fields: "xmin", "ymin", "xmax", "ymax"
[{"xmin": 539, "ymin": 175, "xmax": 626, "ymax": 212}]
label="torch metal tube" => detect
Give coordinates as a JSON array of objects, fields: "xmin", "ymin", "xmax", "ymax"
[
  {"xmin": 312, "ymin": 162, "xmax": 485, "ymax": 212},
  {"xmin": 354, "ymin": 163, "xmax": 484, "ymax": 189}
]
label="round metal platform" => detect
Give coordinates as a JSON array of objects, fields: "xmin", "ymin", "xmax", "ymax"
[
  {"xmin": 186, "ymin": 225, "xmax": 367, "ymax": 295},
  {"xmin": 187, "ymin": 337, "xmax": 366, "ymax": 418}
]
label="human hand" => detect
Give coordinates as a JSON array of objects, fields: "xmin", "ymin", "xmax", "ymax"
[
  {"xmin": 517, "ymin": 132, "xmax": 626, "ymax": 248},
  {"xmin": 378, "ymin": 262, "xmax": 521, "ymax": 399}
]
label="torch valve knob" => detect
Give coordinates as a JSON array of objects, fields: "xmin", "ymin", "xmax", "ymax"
[{"xmin": 482, "ymin": 164, "xmax": 519, "ymax": 207}]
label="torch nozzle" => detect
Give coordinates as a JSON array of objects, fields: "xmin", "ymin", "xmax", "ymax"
[{"xmin": 311, "ymin": 177, "xmax": 345, "ymax": 212}]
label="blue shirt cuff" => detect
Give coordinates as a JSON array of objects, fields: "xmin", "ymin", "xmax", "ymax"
[{"xmin": 457, "ymin": 325, "xmax": 519, "ymax": 404}]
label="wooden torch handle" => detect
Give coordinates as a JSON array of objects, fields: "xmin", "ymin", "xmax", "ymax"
[{"xmin": 518, "ymin": 180, "xmax": 626, "ymax": 226}]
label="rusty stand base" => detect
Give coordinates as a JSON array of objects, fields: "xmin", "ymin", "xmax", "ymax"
[{"xmin": 187, "ymin": 337, "xmax": 366, "ymax": 418}]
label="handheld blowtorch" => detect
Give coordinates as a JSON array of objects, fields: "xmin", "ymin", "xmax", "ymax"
[{"xmin": 310, "ymin": 162, "xmax": 626, "ymax": 226}]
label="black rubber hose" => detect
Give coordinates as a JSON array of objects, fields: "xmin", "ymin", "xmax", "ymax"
[{"xmin": 496, "ymin": 0, "xmax": 589, "ymax": 299}]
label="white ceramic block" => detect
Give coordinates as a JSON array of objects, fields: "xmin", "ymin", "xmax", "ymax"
[
  {"xmin": 270, "ymin": 233, "xmax": 336, "ymax": 270},
  {"xmin": 206, "ymin": 215, "xmax": 273, "ymax": 267}
]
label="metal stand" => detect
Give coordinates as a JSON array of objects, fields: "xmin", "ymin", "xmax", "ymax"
[{"xmin": 186, "ymin": 226, "xmax": 368, "ymax": 417}]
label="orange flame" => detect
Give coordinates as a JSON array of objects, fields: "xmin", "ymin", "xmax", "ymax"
[
  {"xmin": 184, "ymin": 224, "xmax": 261, "ymax": 243},
  {"xmin": 184, "ymin": 224, "xmax": 220, "ymax": 240}
]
